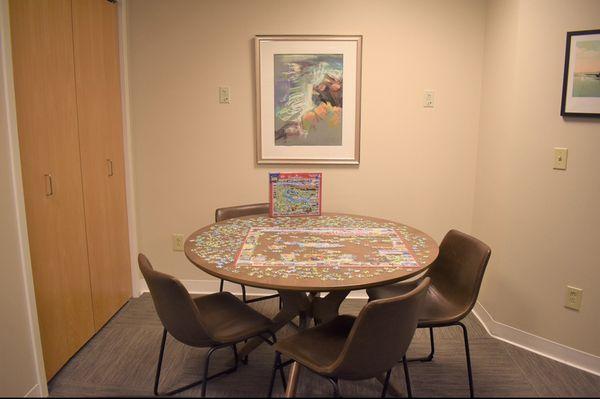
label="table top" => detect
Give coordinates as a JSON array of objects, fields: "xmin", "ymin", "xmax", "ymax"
[{"xmin": 184, "ymin": 213, "xmax": 439, "ymax": 292}]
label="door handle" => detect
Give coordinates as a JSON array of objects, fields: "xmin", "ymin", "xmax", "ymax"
[
  {"xmin": 107, "ymin": 159, "xmax": 114, "ymax": 177},
  {"xmin": 44, "ymin": 174, "xmax": 53, "ymax": 197}
]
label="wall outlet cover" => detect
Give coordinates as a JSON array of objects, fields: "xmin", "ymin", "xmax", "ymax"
[
  {"xmin": 172, "ymin": 234, "xmax": 185, "ymax": 251},
  {"xmin": 565, "ymin": 286, "xmax": 583, "ymax": 311}
]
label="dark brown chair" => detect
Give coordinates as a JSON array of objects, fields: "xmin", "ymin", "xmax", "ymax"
[
  {"xmin": 269, "ymin": 278, "xmax": 431, "ymax": 397},
  {"xmin": 215, "ymin": 203, "xmax": 280, "ymax": 305},
  {"xmin": 366, "ymin": 229, "xmax": 492, "ymax": 397},
  {"xmin": 139, "ymin": 253, "xmax": 276, "ymax": 397}
]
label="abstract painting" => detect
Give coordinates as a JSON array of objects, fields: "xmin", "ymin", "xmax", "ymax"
[
  {"xmin": 256, "ymin": 36, "xmax": 362, "ymax": 163},
  {"xmin": 561, "ymin": 29, "xmax": 600, "ymax": 117},
  {"xmin": 274, "ymin": 54, "xmax": 343, "ymax": 146}
]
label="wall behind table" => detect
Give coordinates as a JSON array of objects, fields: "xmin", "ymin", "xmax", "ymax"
[
  {"xmin": 127, "ymin": 0, "xmax": 486, "ymax": 280},
  {"xmin": 474, "ymin": 0, "xmax": 600, "ymax": 356}
]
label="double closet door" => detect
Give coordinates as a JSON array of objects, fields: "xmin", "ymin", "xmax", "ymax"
[{"xmin": 10, "ymin": 0, "xmax": 131, "ymax": 379}]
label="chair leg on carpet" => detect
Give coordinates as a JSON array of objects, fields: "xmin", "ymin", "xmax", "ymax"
[
  {"xmin": 457, "ymin": 322, "xmax": 474, "ymax": 398},
  {"xmin": 408, "ymin": 326, "xmax": 435, "ymax": 362},
  {"xmin": 153, "ymin": 328, "xmax": 168, "ymax": 396},
  {"xmin": 201, "ymin": 347, "xmax": 217, "ymax": 397},
  {"xmin": 381, "ymin": 368, "xmax": 392, "ymax": 398},
  {"xmin": 154, "ymin": 332, "xmax": 236, "ymax": 396},
  {"xmin": 219, "ymin": 279, "xmax": 224, "ymax": 292},
  {"xmin": 402, "ymin": 355, "xmax": 413, "ymax": 398},
  {"xmin": 327, "ymin": 377, "xmax": 340, "ymax": 397},
  {"xmin": 241, "ymin": 284, "xmax": 247, "ymax": 303}
]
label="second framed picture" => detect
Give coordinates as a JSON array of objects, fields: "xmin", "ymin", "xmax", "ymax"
[
  {"xmin": 561, "ymin": 29, "xmax": 600, "ymax": 117},
  {"xmin": 255, "ymin": 35, "xmax": 362, "ymax": 164}
]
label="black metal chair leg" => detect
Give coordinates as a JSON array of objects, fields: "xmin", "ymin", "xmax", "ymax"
[
  {"xmin": 153, "ymin": 328, "xmax": 168, "ymax": 396},
  {"xmin": 381, "ymin": 368, "xmax": 392, "ymax": 398},
  {"xmin": 232, "ymin": 344, "xmax": 239, "ymax": 369},
  {"xmin": 408, "ymin": 326, "xmax": 435, "ymax": 362},
  {"xmin": 219, "ymin": 279, "xmax": 224, "ymax": 292},
  {"xmin": 402, "ymin": 355, "xmax": 413, "ymax": 398},
  {"xmin": 241, "ymin": 284, "xmax": 247, "ymax": 303},
  {"xmin": 327, "ymin": 377, "xmax": 340, "ymax": 397},
  {"xmin": 201, "ymin": 346, "xmax": 218, "ymax": 397},
  {"xmin": 155, "ymin": 332, "xmax": 236, "ymax": 396},
  {"xmin": 457, "ymin": 322, "xmax": 474, "ymax": 398},
  {"xmin": 279, "ymin": 365, "xmax": 287, "ymax": 392},
  {"xmin": 426, "ymin": 326, "xmax": 435, "ymax": 360}
]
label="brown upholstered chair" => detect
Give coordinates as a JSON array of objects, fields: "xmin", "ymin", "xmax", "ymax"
[
  {"xmin": 367, "ymin": 229, "xmax": 492, "ymax": 397},
  {"xmin": 269, "ymin": 278, "xmax": 431, "ymax": 397},
  {"xmin": 215, "ymin": 203, "xmax": 280, "ymax": 305},
  {"xmin": 139, "ymin": 254, "xmax": 276, "ymax": 397}
]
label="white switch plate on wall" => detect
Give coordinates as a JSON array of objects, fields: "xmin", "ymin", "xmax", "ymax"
[
  {"xmin": 172, "ymin": 234, "xmax": 184, "ymax": 251},
  {"xmin": 423, "ymin": 90, "xmax": 435, "ymax": 108},
  {"xmin": 219, "ymin": 86, "xmax": 231, "ymax": 104},
  {"xmin": 565, "ymin": 286, "xmax": 583, "ymax": 310},
  {"xmin": 553, "ymin": 147, "xmax": 568, "ymax": 170}
]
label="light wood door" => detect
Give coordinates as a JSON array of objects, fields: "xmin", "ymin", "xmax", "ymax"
[
  {"xmin": 9, "ymin": 0, "xmax": 95, "ymax": 379},
  {"xmin": 72, "ymin": 0, "xmax": 132, "ymax": 329}
]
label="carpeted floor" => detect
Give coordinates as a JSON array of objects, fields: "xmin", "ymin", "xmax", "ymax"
[{"xmin": 48, "ymin": 294, "xmax": 600, "ymax": 397}]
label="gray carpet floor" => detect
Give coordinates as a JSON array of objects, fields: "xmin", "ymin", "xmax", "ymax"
[{"xmin": 48, "ymin": 294, "xmax": 600, "ymax": 397}]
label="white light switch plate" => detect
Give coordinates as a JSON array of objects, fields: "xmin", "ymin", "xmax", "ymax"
[
  {"xmin": 565, "ymin": 286, "xmax": 583, "ymax": 310},
  {"xmin": 172, "ymin": 234, "xmax": 184, "ymax": 251},
  {"xmin": 423, "ymin": 90, "xmax": 435, "ymax": 108},
  {"xmin": 219, "ymin": 87, "xmax": 231, "ymax": 104},
  {"xmin": 553, "ymin": 147, "xmax": 568, "ymax": 170}
]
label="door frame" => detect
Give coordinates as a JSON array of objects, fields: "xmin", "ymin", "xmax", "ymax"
[{"xmin": 0, "ymin": 1, "xmax": 48, "ymax": 395}]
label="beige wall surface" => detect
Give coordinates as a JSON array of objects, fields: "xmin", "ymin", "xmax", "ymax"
[
  {"xmin": 0, "ymin": 35, "xmax": 39, "ymax": 396},
  {"xmin": 474, "ymin": 0, "xmax": 600, "ymax": 356},
  {"xmin": 127, "ymin": 0, "xmax": 486, "ymax": 280}
]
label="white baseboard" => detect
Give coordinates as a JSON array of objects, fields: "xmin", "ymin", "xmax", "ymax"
[
  {"xmin": 138, "ymin": 279, "xmax": 599, "ymax": 377},
  {"xmin": 24, "ymin": 384, "xmax": 41, "ymax": 397},
  {"xmin": 472, "ymin": 301, "xmax": 600, "ymax": 377}
]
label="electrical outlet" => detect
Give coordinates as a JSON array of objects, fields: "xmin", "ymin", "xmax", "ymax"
[
  {"xmin": 172, "ymin": 234, "xmax": 185, "ymax": 251},
  {"xmin": 219, "ymin": 86, "xmax": 231, "ymax": 104},
  {"xmin": 423, "ymin": 90, "xmax": 435, "ymax": 108},
  {"xmin": 553, "ymin": 147, "xmax": 568, "ymax": 170},
  {"xmin": 565, "ymin": 286, "xmax": 583, "ymax": 311}
]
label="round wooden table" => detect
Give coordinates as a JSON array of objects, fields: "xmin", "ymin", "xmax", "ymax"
[{"xmin": 185, "ymin": 213, "xmax": 438, "ymax": 397}]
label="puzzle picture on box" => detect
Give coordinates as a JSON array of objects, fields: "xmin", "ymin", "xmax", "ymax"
[
  {"xmin": 269, "ymin": 172, "xmax": 322, "ymax": 217},
  {"xmin": 235, "ymin": 227, "xmax": 419, "ymax": 268}
]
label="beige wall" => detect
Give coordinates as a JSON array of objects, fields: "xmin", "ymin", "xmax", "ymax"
[
  {"xmin": 0, "ymin": 12, "xmax": 40, "ymax": 394},
  {"xmin": 127, "ymin": 0, "xmax": 600, "ymax": 359},
  {"xmin": 128, "ymin": 0, "xmax": 486, "ymax": 280},
  {"xmin": 474, "ymin": 0, "xmax": 600, "ymax": 356}
]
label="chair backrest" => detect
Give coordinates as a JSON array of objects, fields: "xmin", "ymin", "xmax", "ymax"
[
  {"xmin": 138, "ymin": 254, "xmax": 213, "ymax": 347},
  {"xmin": 215, "ymin": 203, "xmax": 270, "ymax": 222},
  {"xmin": 426, "ymin": 229, "xmax": 491, "ymax": 320},
  {"xmin": 331, "ymin": 278, "xmax": 430, "ymax": 379}
]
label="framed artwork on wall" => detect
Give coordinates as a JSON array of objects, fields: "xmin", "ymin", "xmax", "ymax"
[
  {"xmin": 255, "ymin": 35, "xmax": 362, "ymax": 164},
  {"xmin": 561, "ymin": 29, "xmax": 600, "ymax": 117}
]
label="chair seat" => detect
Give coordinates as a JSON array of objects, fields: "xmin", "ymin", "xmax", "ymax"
[
  {"xmin": 193, "ymin": 292, "xmax": 274, "ymax": 344},
  {"xmin": 274, "ymin": 315, "xmax": 355, "ymax": 376},
  {"xmin": 367, "ymin": 281, "xmax": 465, "ymax": 327}
]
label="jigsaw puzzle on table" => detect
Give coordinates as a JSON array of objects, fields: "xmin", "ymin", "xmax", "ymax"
[
  {"xmin": 269, "ymin": 172, "xmax": 322, "ymax": 217},
  {"xmin": 235, "ymin": 227, "xmax": 419, "ymax": 268}
]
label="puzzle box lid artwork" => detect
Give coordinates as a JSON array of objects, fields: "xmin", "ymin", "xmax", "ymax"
[{"xmin": 269, "ymin": 172, "xmax": 322, "ymax": 217}]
